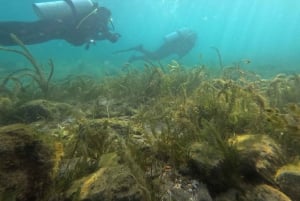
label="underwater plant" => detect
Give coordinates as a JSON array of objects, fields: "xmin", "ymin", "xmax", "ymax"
[
  {"xmin": 52, "ymin": 74, "xmax": 99, "ymax": 102},
  {"xmin": 1, "ymin": 50, "xmax": 298, "ymax": 200},
  {"xmin": 264, "ymin": 103, "xmax": 300, "ymax": 157},
  {"xmin": 198, "ymin": 119, "xmax": 241, "ymax": 191},
  {"xmin": 44, "ymin": 118, "xmax": 119, "ymax": 200},
  {"xmin": 211, "ymin": 46, "xmax": 224, "ymax": 70},
  {"xmin": 266, "ymin": 74, "xmax": 300, "ymax": 108},
  {"xmin": 0, "ymin": 34, "xmax": 54, "ymax": 97}
]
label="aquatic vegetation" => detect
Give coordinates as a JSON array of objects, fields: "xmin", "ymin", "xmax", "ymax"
[
  {"xmin": 0, "ymin": 34, "xmax": 54, "ymax": 98},
  {"xmin": 222, "ymin": 65, "xmax": 259, "ymax": 83},
  {"xmin": 1, "ymin": 56, "xmax": 299, "ymax": 200},
  {"xmin": 264, "ymin": 103, "xmax": 300, "ymax": 156},
  {"xmin": 211, "ymin": 46, "xmax": 224, "ymax": 70},
  {"xmin": 110, "ymin": 64, "xmax": 166, "ymax": 105},
  {"xmin": 122, "ymin": 62, "xmax": 297, "ymax": 195},
  {"xmin": 197, "ymin": 119, "xmax": 241, "ymax": 192},
  {"xmin": 263, "ymin": 73, "xmax": 300, "ymax": 109},
  {"xmin": 62, "ymin": 119, "xmax": 112, "ymax": 173},
  {"xmin": 131, "ymin": 64, "xmax": 266, "ymax": 155},
  {"xmin": 46, "ymin": 74, "xmax": 103, "ymax": 104},
  {"xmin": 41, "ymin": 118, "xmax": 121, "ymax": 200}
]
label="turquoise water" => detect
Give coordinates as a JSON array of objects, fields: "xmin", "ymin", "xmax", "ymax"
[{"xmin": 1, "ymin": 0, "xmax": 300, "ymax": 77}]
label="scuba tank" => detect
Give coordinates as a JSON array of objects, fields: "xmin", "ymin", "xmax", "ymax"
[
  {"xmin": 164, "ymin": 31, "xmax": 179, "ymax": 43},
  {"xmin": 32, "ymin": 0, "xmax": 94, "ymax": 20},
  {"xmin": 164, "ymin": 27, "xmax": 191, "ymax": 43}
]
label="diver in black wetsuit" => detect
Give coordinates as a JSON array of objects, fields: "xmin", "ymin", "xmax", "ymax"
[
  {"xmin": 0, "ymin": 0, "xmax": 120, "ymax": 49},
  {"xmin": 113, "ymin": 28, "xmax": 197, "ymax": 62}
]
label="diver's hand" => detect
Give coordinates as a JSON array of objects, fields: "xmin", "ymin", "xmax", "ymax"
[
  {"xmin": 85, "ymin": 39, "xmax": 96, "ymax": 50},
  {"xmin": 108, "ymin": 33, "xmax": 121, "ymax": 43}
]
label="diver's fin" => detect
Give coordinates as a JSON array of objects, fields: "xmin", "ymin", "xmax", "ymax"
[{"xmin": 112, "ymin": 44, "xmax": 143, "ymax": 54}]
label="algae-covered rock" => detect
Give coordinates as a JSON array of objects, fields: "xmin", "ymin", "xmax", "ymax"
[
  {"xmin": 90, "ymin": 97, "xmax": 136, "ymax": 118},
  {"xmin": 0, "ymin": 124, "xmax": 53, "ymax": 201},
  {"xmin": 92, "ymin": 117, "xmax": 130, "ymax": 136},
  {"xmin": 229, "ymin": 134, "xmax": 285, "ymax": 183},
  {"xmin": 214, "ymin": 189, "xmax": 241, "ymax": 201},
  {"xmin": 15, "ymin": 99, "xmax": 80, "ymax": 122},
  {"xmin": 188, "ymin": 142, "xmax": 224, "ymax": 172},
  {"xmin": 243, "ymin": 184, "xmax": 291, "ymax": 201},
  {"xmin": 188, "ymin": 142, "xmax": 233, "ymax": 194},
  {"xmin": 66, "ymin": 152, "xmax": 146, "ymax": 201},
  {"xmin": 275, "ymin": 161, "xmax": 300, "ymax": 201},
  {"xmin": 159, "ymin": 179, "xmax": 213, "ymax": 201},
  {"xmin": 0, "ymin": 96, "xmax": 15, "ymax": 124},
  {"xmin": 0, "ymin": 96, "xmax": 13, "ymax": 113}
]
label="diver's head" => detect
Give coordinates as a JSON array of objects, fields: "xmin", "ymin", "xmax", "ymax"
[
  {"xmin": 94, "ymin": 6, "xmax": 114, "ymax": 31},
  {"xmin": 96, "ymin": 7, "xmax": 111, "ymax": 20},
  {"xmin": 188, "ymin": 31, "xmax": 197, "ymax": 43},
  {"xmin": 178, "ymin": 28, "xmax": 197, "ymax": 43}
]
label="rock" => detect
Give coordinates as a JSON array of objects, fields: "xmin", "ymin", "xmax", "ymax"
[
  {"xmin": 188, "ymin": 142, "xmax": 231, "ymax": 193},
  {"xmin": 0, "ymin": 96, "xmax": 14, "ymax": 124},
  {"xmin": 275, "ymin": 161, "xmax": 300, "ymax": 201},
  {"xmin": 15, "ymin": 99, "xmax": 80, "ymax": 123},
  {"xmin": 0, "ymin": 124, "xmax": 53, "ymax": 201},
  {"xmin": 214, "ymin": 189, "xmax": 240, "ymax": 201},
  {"xmin": 229, "ymin": 134, "xmax": 285, "ymax": 183},
  {"xmin": 195, "ymin": 182, "xmax": 213, "ymax": 201},
  {"xmin": 0, "ymin": 96, "xmax": 13, "ymax": 113},
  {"xmin": 93, "ymin": 117, "xmax": 130, "ymax": 136},
  {"xmin": 188, "ymin": 142, "xmax": 224, "ymax": 172},
  {"xmin": 159, "ymin": 177, "xmax": 213, "ymax": 201},
  {"xmin": 66, "ymin": 152, "xmax": 148, "ymax": 201},
  {"xmin": 91, "ymin": 97, "xmax": 136, "ymax": 118},
  {"xmin": 243, "ymin": 184, "xmax": 291, "ymax": 201}
]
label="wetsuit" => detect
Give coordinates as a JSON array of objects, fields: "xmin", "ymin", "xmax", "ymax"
[{"xmin": 0, "ymin": 7, "xmax": 119, "ymax": 46}]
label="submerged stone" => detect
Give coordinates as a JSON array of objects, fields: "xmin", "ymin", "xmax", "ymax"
[
  {"xmin": 160, "ymin": 180, "xmax": 213, "ymax": 201},
  {"xmin": 0, "ymin": 124, "xmax": 53, "ymax": 201},
  {"xmin": 0, "ymin": 96, "xmax": 15, "ymax": 124},
  {"xmin": 275, "ymin": 161, "xmax": 300, "ymax": 201},
  {"xmin": 243, "ymin": 184, "xmax": 291, "ymax": 201},
  {"xmin": 15, "ymin": 99, "xmax": 79, "ymax": 123},
  {"xmin": 189, "ymin": 142, "xmax": 224, "ymax": 171},
  {"xmin": 66, "ymin": 152, "xmax": 147, "ymax": 201},
  {"xmin": 229, "ymin": 134, "xmax": 285, "ymax": 183}
]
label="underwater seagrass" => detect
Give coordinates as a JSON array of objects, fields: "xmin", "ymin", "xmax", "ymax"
[{"xmin": 0, "ymin": 34, "xmax": 54, "ymax": 98}]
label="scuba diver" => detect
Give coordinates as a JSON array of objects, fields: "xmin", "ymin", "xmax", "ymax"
[
  {"xmin": 113, "ymin": 28, "xmax": 197, "ymax": 62},
  {"xmin": 0, "ymin": 0, "xmax": 120, "ymax": 49}
]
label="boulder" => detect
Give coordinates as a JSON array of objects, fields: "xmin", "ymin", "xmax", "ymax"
[
  {"xmin": 229, "ymin": 134, "xmax": 285, "ymax": 183},
  {"xmin": 66, "ymin": 152, "xmax": 148, "ymax": 201},
  {"xmin": 275, "ymin": 161, "xmax": 300, "ymax": 201},
  {"xmin": 15, "ymin": 99, "xmax": 80, "ymax": 123},
  {"xmin": 160, "ymin": 179, "xmax": 213, "ymax": 201},
  {"xmin": 0, "ymin": 96, "xmax": 14, "ymax": 124},
  {"xmin": 0, "ymin": 124, "xmax": 53, "ymax": 201},
  {"xmin": 243, "ymin": 184, "xmax": 291, "ymax": 201},
  {"xmin": 188, "ymin": 142, "xmax": 232, "ymax": 193},
  {"xmin": 188, "ymin": 142, "xmax": 224, "ymax": 172},
  {"xmin": 214, "ymin": 189, "xmax": 241, "ymax": 201}
]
